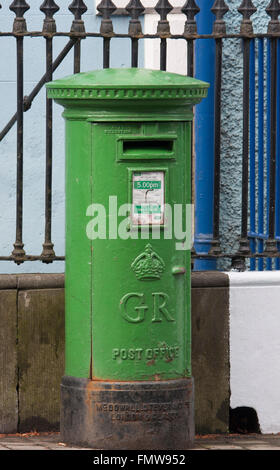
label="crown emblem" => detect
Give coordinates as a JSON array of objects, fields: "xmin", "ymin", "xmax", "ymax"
[{"xmin": 131, "ymin": 244, "xmax": 165, "ymax": 281}]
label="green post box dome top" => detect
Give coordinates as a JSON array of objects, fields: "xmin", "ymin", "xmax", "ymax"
[{"xmin": 46, "ymin": 68, "xmax": 209, "ymax": 103}]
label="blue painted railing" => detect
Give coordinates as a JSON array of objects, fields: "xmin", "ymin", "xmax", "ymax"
[{"xmin": 248, "ymin": 38, "xmax": 280, "ymax": 271}]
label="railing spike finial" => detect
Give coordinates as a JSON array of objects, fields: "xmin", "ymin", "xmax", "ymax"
[
  {"xmin": 9, "ymin": 0, "xmax": 30, "ymax": 16},
  {"xmin": 238, "ymin": 0, "xmax": 257, "ymax": 35},
  {"xmin": 40, "ymin": 0, "xmax": 60, "ymax": 33},
  {"xmin": 68, "ymin": 0, "xmax": 88, "ymax": 33},
  {"xmin": 155, "ymin": 0, "xmax": 173, "ymax": 36},
  {"xmin": 266, "ymin": 0, "xmax": 280, "ymax": 34},
  {"xmin": 126, "ymin": 0, "xmax": 145, "ymax": 36},
  {"xmin": 211, "ymin": 0, "xmax": 229, "ymax": 35},
  {"xmin": 97, "ymin": 0, "xmax": 117, "ymax": 36},
  {"xmin": 181, "ymin": 0, "xmax": 200, "ymax": 36},
  {"xmin": 9, "ymin": 0, "xmax": 30, "ymax": 33}
]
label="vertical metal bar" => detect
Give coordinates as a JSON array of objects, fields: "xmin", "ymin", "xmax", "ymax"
[
  {"xmin": 40, "ymin": 0, "xmax": 60, "ymax": 262},
  {"xmin": 74, "ymin": 39, "xmax": 81, "ymax": 73},
  {"xmin": 12, "ymin": 36, "xmax": 25, "ymax": 261},
  {"xmin": 97, "ymin": 0, "xmax": 116, "ymax": 69},
  {"xmin": 155, "ymin": 0, "xmax": 172, "ymax": 72},
  {"xmin": 266, "ymin": 38, "xmax": 272, "ymax": 270},
  {"xmin": 42, "ymin": 36, "xmax": 55, "ymax": 260},
  {"xmin": 265, "ymin": 36, "xmax": 278, "ymax": 263},
  {"xmin": 232, "ymin": 0, "xmax": 257, "ymax": 270},
  {"xmin": 249, "ymin": 39, "xmax": 256, "ymax": 270},
  {"xmin": 258, "ymin": 38, "xmax": 264, "ymax": 271},
  {"xmin": 131, "ymin": 38, "xmax": 139, "ymax": 67},
  {"xmin": 209, "ymin": 37, "xmax": 222, "ymax": 256},
  {"xmin": 187, "ymin": 37, "xmax": 195, "ymax": 262},
  {"xmin": 9, "ymin": 0, "xmax": 29, "ymax": 261},
  {"xmin": 241, "ymin": 39, "xmax": 250, "ymax": 242},
  {"xmin": 276, "ymin": 38, "xmax": 280, "ymax": 269},
  {"xmin": 209, "ymin": 0, "xmax": 229, "ymax": 262},
  {"xmin": 187, "ymin": 39, "xmax": 194, "ymax": 78},
  {"xmin": 160, "ymin": 38, "xmax": 167, "ymax": 71},
  {"xmin": 103, "ymin": 37, "xmax": 111, "ymax": 68},
  {"xmin": 269, "ymin": 37, "xmax": 277, "ymax": 241},
  {"xmin": 126, "ymin": 0, "xmax": 144, "ymax": 68},
  {"xmin": 265, "ymin": 0, "xmax": 280, "ymax": 267},
  {"xmin": 234, "ymin": 37, "xmax": 251, "ymax": 270},
  {"xmin": 68, "ymin": 0, "xmax": 87, "ymax": 74},
  {"xmin": 182, "ymin": 1, "xmax": 200, "ymax": 263}
]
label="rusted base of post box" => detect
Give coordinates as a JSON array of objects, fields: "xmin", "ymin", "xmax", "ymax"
[{"xmin": 60, "ymin": 375, "xmax": 194, "ymax": 450}]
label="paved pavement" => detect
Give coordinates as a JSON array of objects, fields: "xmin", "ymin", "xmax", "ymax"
[{"xmin": 0, "ymin": 432, "xmax": 280, "ymax": 451}]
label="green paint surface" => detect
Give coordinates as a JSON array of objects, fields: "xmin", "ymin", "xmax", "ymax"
[
  {"xmin": 47, "ymin": 67, "xmax": 208, "ymax": 91},
  {"xmin": 47, "ymin": 68, "xmax": 208, "ymax": 381},
  {"xmin": 91, "ymin": 121, "xmax": 190, "ymax": 380}
]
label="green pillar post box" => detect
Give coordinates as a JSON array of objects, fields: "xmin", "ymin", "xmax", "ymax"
[{"xmin": 47, "ymin": 68, "xmax": 208, "ymax": 450}]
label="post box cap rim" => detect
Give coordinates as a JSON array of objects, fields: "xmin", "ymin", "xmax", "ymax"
[{"xmin": 46, "ymin": 67, "xmax": 209, "ymax": 92}]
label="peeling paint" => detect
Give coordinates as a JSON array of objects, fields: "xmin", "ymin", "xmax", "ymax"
[{"xmin": 24, "ymin": 292, "xmax": 30, "ymax": 309}]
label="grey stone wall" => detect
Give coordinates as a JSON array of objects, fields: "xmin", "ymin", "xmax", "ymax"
[
  {"xmin": 192, "ymin": 272, "xmax": 230, "ymax": 434},
  {"xmin": 0, "ymin": 274, "xmax": 64, "ymax": 433}
]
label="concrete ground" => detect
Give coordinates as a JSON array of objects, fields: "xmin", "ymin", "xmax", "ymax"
[{"xmin": 0, "ymin": 432, "xmax": 280, "ymax": 450}]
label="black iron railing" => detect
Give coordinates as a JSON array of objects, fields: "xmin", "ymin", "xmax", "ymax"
[{"xmin": 0, "ymin": 0, "xmax": 280, "ymax": 271}]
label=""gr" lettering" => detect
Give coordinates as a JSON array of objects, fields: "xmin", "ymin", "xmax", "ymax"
[{"xmin": 119, "ymin": 292, "xmax": 174, "ymax": 323}]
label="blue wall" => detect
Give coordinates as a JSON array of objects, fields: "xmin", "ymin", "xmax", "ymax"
[{"xmin": 193, "ymin": 0, "xmax": 216, "ymax": 270}]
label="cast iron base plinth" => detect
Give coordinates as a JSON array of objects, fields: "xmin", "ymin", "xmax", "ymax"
[{"xmin": 60, "ymin": 375, "xmax": 194, "ymax": 450}]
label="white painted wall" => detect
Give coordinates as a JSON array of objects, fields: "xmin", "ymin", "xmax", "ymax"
[
  {"xmin": 229, "ymin": 271, "xmax": 280, "ymax": 434},
  {"xmin": 144, "ymin": 0, "xmax": 187, "ymax": 74},
  {"xmin": 112, "ymin": 0, "xmax": 187, "ymax": 73}
]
